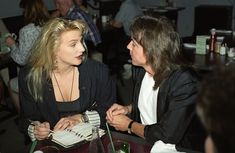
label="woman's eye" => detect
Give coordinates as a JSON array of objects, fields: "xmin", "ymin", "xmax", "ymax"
[{"xmin": 70, "ymin": 43, "xmax": 76, "ymax": 47}]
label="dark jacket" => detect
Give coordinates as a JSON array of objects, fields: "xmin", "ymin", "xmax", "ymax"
[
  {"xmin": 18, "ymin": 59, "xmax": 116, "ymax": 135},
  {"xmin": 131, "ymin": 66, "xmax": 206, "ymax": 152}
]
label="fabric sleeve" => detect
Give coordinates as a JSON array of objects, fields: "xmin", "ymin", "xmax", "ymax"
[
  {"xmin": 144, "ymin": 70, "xmax": 199, "ymax": 144},
  {"xmin": 84, "ymin": 110, "xmax": 100, "ymax": 127},
  {"xmin": 28, "ymin": 124, "xmax": 36, "ymax": 141},
  {"xmin": 27, "ymin": 121, "xmax": 40, "ymax": 141},
  {"xmin": 10, "ymin": 25, "xmax": 40, "ymax": 65},
  {"xmin": 18, "ymin": 67, "xmax": 42, "ymax": 136}
]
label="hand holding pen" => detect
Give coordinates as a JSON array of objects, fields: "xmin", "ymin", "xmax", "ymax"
[{"xmin": 30, "ymin": 120, "xmax": 52, "ymax": 140}]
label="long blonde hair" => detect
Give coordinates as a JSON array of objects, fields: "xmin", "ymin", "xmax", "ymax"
[{"xmin": 27, "ymin": 18, "xmax": 88, "ymax": 102}]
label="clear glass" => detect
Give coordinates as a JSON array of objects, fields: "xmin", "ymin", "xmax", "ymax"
[
  {"xmin": 88, "ymin": 126, "xmax": 105, "ymax": 153},
  {"xmin": 107, "ymin": 140, "xmax": 130, "ymax": 153}
]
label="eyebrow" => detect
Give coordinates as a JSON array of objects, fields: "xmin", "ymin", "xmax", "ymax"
[{"xmin": 68, "ymin": 38, "xmax": 82, "ymax": 43}]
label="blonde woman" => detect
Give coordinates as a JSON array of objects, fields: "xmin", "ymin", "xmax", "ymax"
[{"xmin": 18, "ymin": 18, "xmax": 116, "ymax": 141}]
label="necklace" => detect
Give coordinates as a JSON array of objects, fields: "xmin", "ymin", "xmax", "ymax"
[{"xmin": 53, "ymin": 68, "xmax": 75, "ymax": 102}]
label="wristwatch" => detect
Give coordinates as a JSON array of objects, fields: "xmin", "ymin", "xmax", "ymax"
[
  {"xmin": 127, "ymin": 120, "xmax": 134, "ymax": 134},
  {"xmin": 82, "ymin": 113, "xmax": 89, "ymax": 123}
]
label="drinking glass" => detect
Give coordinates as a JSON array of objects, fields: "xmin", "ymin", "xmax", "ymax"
[{"xmin": 107, "ymin": 140, "xmax": 130, "ymax": 153}]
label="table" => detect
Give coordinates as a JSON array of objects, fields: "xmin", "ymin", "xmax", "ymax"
[
  {"xmin": 33, "ymin": 131, "xmax": 151, "ymax": 153},
  {"xmin": 183, "ymin": 47, "xmax": 233, "ymax": 73},
  {"xmin": 0, "ymin": 53, "xmax": 18, "ymax": 79},
  {"xmin": 142, "ymin": 6, "xmax": 185, "ymax": 25}
]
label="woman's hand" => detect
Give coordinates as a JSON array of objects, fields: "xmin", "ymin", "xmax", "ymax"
[
  {"xmin": 34, "ymin": 122, "xmax": 51, "ymax": 140},
  {"xmin": 106, "ymin": 103, "xmax": 130, "ymax": 122},
  {"xmin": 53, "ymin": 115, "xmax": 82, "ymax": 131}
]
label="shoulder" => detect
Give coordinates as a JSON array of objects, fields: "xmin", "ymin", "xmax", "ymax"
[
  {"xmin": 82, "ymin": 58, "xmax": 106, "ymax": 67},
  {"xmin": 80, "ymin": 58, "xmax": 109, "ymax": 74},
  {"xmin": 164, "ymin": 67, "xmax": 200, "ymax": 89},
  {"xmin": 19, "ymin": 65, "xmax": 30, "ymax": 74},
  {"xmin": 18, "ymin": 65, "xmax": 31, "ymax": 81},
  {"xmin": 19, "ymin": 24, "xmax": 41, "ymax": 35},
  {"xmin": 70, "ymin": 6, "xmax": 89, "ymax": 17},
  {"xmin": 120, "ymin": 0, "xmax": 139, "ymax": 10},
  {"xmin": 132, "ymin": 66, "xmax": 145, "ymax": 79},
  {"xmin": 158, "ymin": 67, "xmax": 200, "ymax": 99},
  {"xmin": 20, "ymin": 23, "xmax": 40, "ymax": 32},
  {"xmin": 171, "ymin": 67, "xmax": 200, "ymax": 82}
]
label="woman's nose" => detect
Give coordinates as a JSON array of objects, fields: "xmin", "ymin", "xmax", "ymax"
[{"xmin": 76, "ymin": 43, "xmax": 85, "ymax": 52}]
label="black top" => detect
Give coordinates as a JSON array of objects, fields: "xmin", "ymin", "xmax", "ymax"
[
  {"xmin": 18, "ymin": 59, "xmax": 116, "ymax": 135},
  {"xmin": 56, "ymin": 98, "xmax": 81, "ymax": 118},
  {"xmin": 131, "ymin": 66, "xmax": 206, "ymax": 152}
]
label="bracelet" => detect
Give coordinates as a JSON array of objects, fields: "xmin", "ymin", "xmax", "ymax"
[{"xmin": 127, "ymin": 120, "xmax": 134, "ymax": 134}]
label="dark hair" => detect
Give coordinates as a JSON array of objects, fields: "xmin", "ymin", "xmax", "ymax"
[
  {"xmin": 20, "ymin": 0, "xmax": 50, "ymax": 26},
  {"xmin": 197, "ymin": 64, "xmax": 235, "ymax": 153},
  {"xmin": 19, "ymin": 0, "xmax": 27, "ymax": 8},
  {"xmin": 130, "ymin": 15, "xmax": 185, "ymax": 88}
]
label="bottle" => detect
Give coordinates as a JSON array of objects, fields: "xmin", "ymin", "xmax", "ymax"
[
  {"xmin": 122, "ymin": 142, "xmax": 130, "ymax": 153},
  {"xmin": 209, "ymin": 28, "xmax": 217, "ymax": 53},
  {"xmin": 220, "ymin": 43, "xmax": 226, "ymax": 55},
  {"xmin": 88, "ymin": 126, "xmax": 105, "ymax": 153}
]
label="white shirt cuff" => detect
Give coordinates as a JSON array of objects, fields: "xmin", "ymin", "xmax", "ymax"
[{"xmin": 84, "ymin": 110, "xmax": 100, "ymax": 127}]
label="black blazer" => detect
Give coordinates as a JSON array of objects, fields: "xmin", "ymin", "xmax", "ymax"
[
  {"xmin": 18, "ymin": 59, "xmax": 116, "ymax": 135},
  {"xmin": 131, "ymin": 66, "xmax": 206, "ymax": 152}
]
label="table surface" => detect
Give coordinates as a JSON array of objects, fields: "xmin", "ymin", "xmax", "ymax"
[
  {"xmin": 183, "ymin": 47, "xmax": 234, "ymax": 72},
  {"xmin": 33, "ymin": 131, "xmax": 151, "ymax": 153}
]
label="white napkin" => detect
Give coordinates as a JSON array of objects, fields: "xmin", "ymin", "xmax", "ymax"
[{"xmin": 150, "ymin": 140, "xmax": 186, "ymax": 153}]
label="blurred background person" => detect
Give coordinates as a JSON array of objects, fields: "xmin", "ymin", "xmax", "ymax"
[
  {"xmin": 53, "ymin": 0, "xmax": 102, "ymax": 62},
  {"xmin": 74, "ymin": 0, "xmax": 89, "ymax": 13},
  {"xmin": 197, "ymin": 64, "xmax": 235, "ymax": 153},
  {"xmin": 4, "ymin": 0, "xmax": 50, "ymax": 114},
  {"xmin": 109, "ymin": 0, "xmax": 143, "ymax": 79},
  {"xmin": 110, "ymin": 0, "xmax": 143, "ymax": 37}
]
